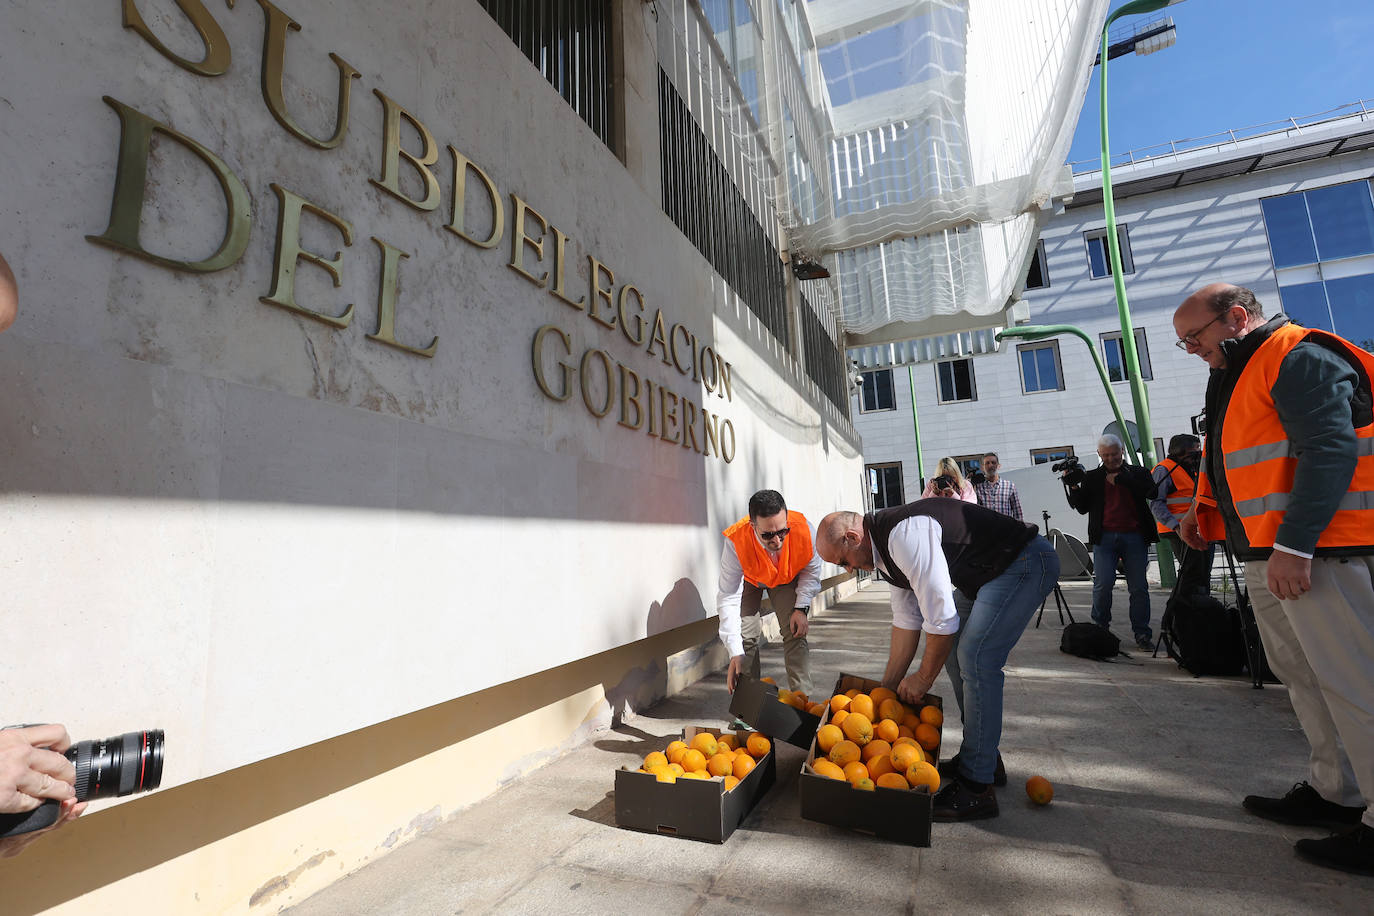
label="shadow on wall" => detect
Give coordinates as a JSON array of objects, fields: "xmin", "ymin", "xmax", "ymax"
[{"xmin": 599, "ymin": 578, "xmax": 715, "ymax": 726}]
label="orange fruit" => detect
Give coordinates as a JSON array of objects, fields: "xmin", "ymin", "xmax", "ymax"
[
  {"xmin": 707, "ymin": 753, "xmax": 734, "ymax": 777},
  {"xmin": 897, "ymin": 725, "xmax": 916, "ymax": 741},
  {"xmin": 829, "ymin": 740, "xmax": 861, "ymax": 767},
  {"xmin": 746, "ymin": 733, "xmax": 771, "ymax": 758},
  {"xmin": 867, "ymin": 754, "xmax": 895, "ymax": 779},
  {"xmin": 860, "ymin": 739, "xmax": 892, "ymax": 763},
  {"xmin": 655, "ymin": 769, "xmax": 677, "ymax": 783},
  {"xmin": 844, "ymin": 688, "xmax": 861, "ymax": 698},
  {"xmin": 777, "ymin": 688, "xmax": 793, "ymax": 706},
  {"xmin": 644, "ymin": 751, "xmax": 669, "ymax": 771},
  {"xmin": 893, "ymin": 735, "xmax": 919, "ymax": 750},
  {"xmin": 794, "ymin": 691, "xmax": 810, "ymax": 706},
  {"xmin": 665, "ymin": 740, "xmax": 687, "ymax": 758},
  {"xmin": 812, "ymin": 759, "xmax": 846, "ymax": 780},
  {"xmin": 829, "ymin": 694, "xmax": 852, "ymax": 714},
  {"xmin": 919, "ymin": 705, "xmax": 944, "ymax": 728},
  {"xmin": 869, "ymin": 686, "xmax": 898, "ymax": 708},
  {"xmin": 667, "ymin": 763, "xmax": 684, "ymax": 777},
  {"xmin": 831, "ymin": 709, "xmax": 850, "ymax": 728},
  {"xmin": 901, "ymin": 711, "xmax": 922, "ymax": 732},
  {"xmin": 807, "ymin": 703, "xmax": 826, "ymax": 716},
  {"xmin": 680, "ymin": 749, "xmax": 707, "ymax": 773},
  {"xmin": 690, "ymin": 733, "xmax": 719, "ymax": 757},
  {"xmin": 852, "ymin": 777, "xmax": 876, "ymax": 791},
  {"xmin": 716, "ymin": 734, "xmax": 736, "ymax": 752},
  {"xmin": 876, "ymin": 772, "xmax": 911, "ymax": 791},
  {"xmin": 877, "ymin": 698, "xmax": 905, "ymax": 723},
  {"xmin": 875, "ymin": 718, "xmax": 900, "ymax": 744},
  {"xmin": 679, "ymin": 770, "xmax": 708, "ymax": 780},
  {"xmin": 1026, "ymin": 775, "xmax": 1054, "ymax": 806},
  {"xmin": 760, "ymin": 676, "xmax": 776, "ymax": 684},
  {"xmin": 666, "ymin": 746, "xmax": 688, "ymax": 765},
  {"xmin": 906, "ymin": 760, "xmax": 940, "ymax": 792},
  {"xmin": 889, "ymin": 743, "xmax": 922, "ymax": 772},
  {"xmin": 732, "ymin": 755, "xmax": 757, "ymax": 779},
  {"xmin": 841, "ymin": 713, "xmax": 873, "ymax": 746},
  {"xmin": 842, "ymin": 761, "xmax": 870, "ymax": 783},
  {"xmin": 723, "ymin": 775, "xmax": 741, "ymax": 792},
  {"xmin": 849, "ymin": 694, "xmax": 875, "ymax": 720},
  {"xmin": 815, "ymin": 723, "xmax": 844, "ymax": 754},
  {"xmin": 914, "ymin": 723, "xmax": 940, "ymax": 752}
]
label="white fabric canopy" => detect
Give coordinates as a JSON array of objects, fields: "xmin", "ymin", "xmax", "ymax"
[{"xmin": 657, "ymin": 0, "xmax": 1109, "ymax": 349}]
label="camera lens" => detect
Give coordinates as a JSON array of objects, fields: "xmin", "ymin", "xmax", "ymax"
[{"xmin": 65, "ymin": 730, "xmax": 165, "ymax": 802}]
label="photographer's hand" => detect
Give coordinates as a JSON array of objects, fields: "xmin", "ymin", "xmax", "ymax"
[
  {"xmin": 1178, "ymin": 507, "xmax": 1207, "ymax": 550},
  {"xmin": 0, "ymin": 725, "xmax": 77, "ymax": 814},
  {"xmin": 0, "ymin": 797, "xmax": 86, "ymax": 858}
]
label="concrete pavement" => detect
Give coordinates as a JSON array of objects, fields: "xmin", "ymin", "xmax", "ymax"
[{"xmin": 284, "ymin": 578, "xmax": 1371, "ymax": 915}]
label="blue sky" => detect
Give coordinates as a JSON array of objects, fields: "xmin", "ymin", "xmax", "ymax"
[{"xmin": 1067, "ymin": 0, "xmax": 1374, "ymax": 167}]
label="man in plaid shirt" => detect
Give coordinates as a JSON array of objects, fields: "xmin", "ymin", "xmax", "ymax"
[{"xmin": 974, "ymin": 453, "xmax": 1023, "ymax": 521}]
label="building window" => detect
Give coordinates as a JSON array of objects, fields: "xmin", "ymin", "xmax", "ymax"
[
  {"xmin": 1153, "ymin": 437, "xmax": 1165, "ymax": 464},
  {"xmin": 867, "ymin": 463, "xmax": 904, "ymax": 510},
  {"xmin": 859, "ymin": 369, "xmax": 895, "ymax": 412},
  {"xmin": 952, "ymin": 454, "xmax": 985, "ymax": 478},
  {"xmin": 1031, "ymin": 445, "xmax": 1075, "ymax": 466},
  {"xmin": 1084, "ymin": 225, "xmax": 1133, "ymax": 279},
  {"xmin": 935, "ymin": 358, "xmax": 976, "ymax": 403},
  {"xmin": 1261, "ymin": 180, "xmax": 1374, "ymax": 351},
  {"xmin": 1024, "ymin": 239, "xmax": 1049, "ymax": 290},
  {"xmin": 1017, "ymin": 341, "xmax": 1064, "ymax": 394},
  {"xmin": 1100, "ymin": 329, "xmax": 1152, "ymax": 382}
]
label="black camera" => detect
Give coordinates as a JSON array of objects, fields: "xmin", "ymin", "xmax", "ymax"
[
  {"xmin": 931, "ymin": 474, "xmax": 957, "ymax": 493},
  {"xmin": 1052, "ymin": 455, "xmax": 1086, "ymax": 488},
  {"xmin": 0, "ymin": 729, "xmax": 165, "ymax": 838},
  {"xmin": 967, "ymin": 468, "xmax": 987, "ymax": 485}
]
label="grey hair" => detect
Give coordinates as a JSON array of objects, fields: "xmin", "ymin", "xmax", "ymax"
[{"xmin": 1097, "ymin": 433, "xmax": 1124, "ymax": 451}]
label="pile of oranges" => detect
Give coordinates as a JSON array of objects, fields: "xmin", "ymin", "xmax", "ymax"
[
  {"xmin": 639, "ymin": 730, "xmax": 772, "ymax": 790},
  {"xmin": 807, "ymin": 686, "xmax": 943, "ymax": 793}
]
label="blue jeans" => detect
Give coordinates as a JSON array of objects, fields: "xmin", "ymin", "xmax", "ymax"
[
  {"xmin": 1091, "ymin": 531, "xmax": 1152, "ymax": 641},
  {"xmin": 942, "ymin": 536, "xmax": 1059, "ymax": 784}
]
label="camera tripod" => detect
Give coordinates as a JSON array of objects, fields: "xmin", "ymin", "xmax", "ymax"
[{"xmin": 1035, "ymin": 510, "xmax": 1076, "ymax": 628}]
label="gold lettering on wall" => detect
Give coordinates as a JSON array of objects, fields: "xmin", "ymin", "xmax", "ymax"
[
  {"xmin": 618, "ymin": 363, "xmax": 643, "ymax": 430},
  {"xmin": 86, "ymin": 97, "xmax": 252, "ymax": 273},
  {"xmin": 586, "ymin": 256, "xmax": 617, "ymax": 329},
  {"xmin": 257, "ymin": 0, "xmax": 360, "ymax": 150},
  {"xmin": 660, "ymin": 387, "xmax": 680, "ymax": 444},
  {"xmin": 367, "ymin": 238, "xmax": 438, "ymax": 357},
  {"xmin": 617, "ymin": 285, "xmax": 646, "ymax": 346},
  {"xmin": 260, "ymin": 183, "xmax": 355, "ymax": 328},
  {"xmin": 646, "ymin": 310, "xmax": 672, "ymax": 366},
  {"xmin": 548, "ymin": 227, "xmax": 585, "ymax": 309},
  {"xmin": 508, "ymin": 196, "xmax": 549, "ymax": 288},
  {"xmin": 122, "ymin": 0, "xmax": 232, "ymax": 77},
  {"xmin": 532, "ymin": 324, "xmax": 574, "ymax": 401},
  {"xmin": 370, "ymin": 90, "xmax": 440, "ymax": 211},
  {"xmin": 579, "ymin": 349, "xmax": 614, "ymax": 418},
  {"xmin": 669, "ymin": 323, "xmax": 692, "ymax": 375},
  {"xmin": 445, "ymin": 147, "xmax": 503, "ymax": 249}
]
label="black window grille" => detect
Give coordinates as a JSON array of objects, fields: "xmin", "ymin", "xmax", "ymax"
[
  {"xmin": 658, "ymin": 68, "xmax": 787, "ymax": 348},
  {"xmin": 801, "ymin": 295, "xmax": 851, "ymax": 419},
  {"xmin": 479, "ymin": 0, "xmax": 614, "ymax": 148}
]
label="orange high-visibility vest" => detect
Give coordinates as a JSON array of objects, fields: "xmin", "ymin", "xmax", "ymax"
[
  {"xmin": 1195, "ymin": 323, "xmax": 1374, "ymax": 550},
  {"xmin": 1151, "ymin": 459, "xmax": 1196, "ymax": 535},
  {"xmin": 723, "ymin": 510, "xmax": 814, "ymax": 588}
]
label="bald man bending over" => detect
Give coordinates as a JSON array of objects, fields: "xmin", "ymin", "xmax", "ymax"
[{"xmin": 816, "ymin": 500, "xmax": 1058, "ymax": 821}]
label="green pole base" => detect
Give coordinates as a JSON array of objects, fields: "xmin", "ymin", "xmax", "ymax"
[{"xmin": 1155, "ymin": 537, "xmax": 1177, "ymax": 590}]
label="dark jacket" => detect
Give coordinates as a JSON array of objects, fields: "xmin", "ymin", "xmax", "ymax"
[
  {"xmin": 865, "ymin": 499, "xmax": 1039, "ymax": 598},
  {"xmin": 1066, "ymin": 463, "xmax": 1159, "ymax": 545}
]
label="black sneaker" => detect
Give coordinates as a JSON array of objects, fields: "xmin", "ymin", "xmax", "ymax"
[
  {"xmin": 1135, "ymin": 634, "xmax": 1154, "ymax": 652},
  {"xmin": 937, "ymin": 752, "xmax": 1008, "ymax": 787},
  {"xmin": 1295, "ymin": 824, "xmax": 1374, "ymax": 875},
  {"xmin": 1243, "ymin": 782, "xmax": 1367, "ymax": 830},
  {"xmin": 932, "ymin": 777, "xmax": 999, "ymax": 822}
]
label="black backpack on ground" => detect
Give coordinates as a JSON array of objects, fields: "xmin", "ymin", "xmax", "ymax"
[
  {"xmin": 1060, "ymin": 622, "xmax": 1122, "ymax": 660},
  {"xmin": 1164, "ymin": 593, "xmax": 1247, "ymax": 676}
]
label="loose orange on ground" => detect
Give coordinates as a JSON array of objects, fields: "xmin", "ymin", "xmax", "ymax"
[{"xmin": 1026, "ymin": 775, "xmax": 1054, "ymax": 805}]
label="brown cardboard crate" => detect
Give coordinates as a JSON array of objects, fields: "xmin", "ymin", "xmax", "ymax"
[
  {"xmin": 727, "ymin": 672, "xmax": 821, "ymax": 748},
  {"xmin": 798, "ymin": 672, "xmax": 944, "ymax": 846},
  {"xmin": 613, "ymin": 726, "xmax": 776, "ymax": 843}
]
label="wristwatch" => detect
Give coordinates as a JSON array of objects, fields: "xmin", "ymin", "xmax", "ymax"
[{"xmin": 794, "ymin": 607, "xmax": 808, "ymax": 616}]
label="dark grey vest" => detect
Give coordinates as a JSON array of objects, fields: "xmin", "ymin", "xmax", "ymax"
[{"xmin": 865, "ymin": 499, "xmax": 1038, "ymax": 598}]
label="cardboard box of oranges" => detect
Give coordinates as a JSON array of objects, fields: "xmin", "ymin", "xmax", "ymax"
[
  {"xmin": 798, "ymin": 673, "xmax": 944, "ymax": 846},
  {"xmin": 614, "ymin": 726, "xmax": 777, "ymax": 843},
  {"xmin": 727, "ymin": 672, "xmax": 823, "ymax": 748}
]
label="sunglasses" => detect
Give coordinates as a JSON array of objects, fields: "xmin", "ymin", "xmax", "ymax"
[{"xmin": 757, "ymin": 527, "xmax": 790, "ymax": 542}]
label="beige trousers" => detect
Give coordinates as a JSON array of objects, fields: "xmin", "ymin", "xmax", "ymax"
[
  {"xmin": 740, "ymin": 575, "xmax": 813, "ymax": 697},
  {"xmin": 1246, "ymin": 556, "xmax": 1374, "ymax": 825}
]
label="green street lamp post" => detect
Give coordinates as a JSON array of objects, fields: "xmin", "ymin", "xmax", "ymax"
[{"xmin": 1097, "ymin": 0, "xmax": 1184, "ymax": 471}]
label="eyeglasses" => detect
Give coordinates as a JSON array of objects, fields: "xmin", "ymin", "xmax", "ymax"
[
  {"xmin": 1175, "ymin": 312, "xmax": 1226, "ymax": 350},
  {"xmin": 756, "ymin": 527, "xmax": 790, "ymax": 542}
]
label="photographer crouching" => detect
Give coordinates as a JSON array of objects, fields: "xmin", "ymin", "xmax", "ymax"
[{"xmin": 1064, "ymin": 434, "xmax": 1159, "ymax": 651}]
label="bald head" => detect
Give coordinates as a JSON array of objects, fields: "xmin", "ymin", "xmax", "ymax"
[
  {"xmin": 816, "ymin": 511, "xmax": 872, "ymax": 570},
  {"xmin": 1175, "ymin": 283, "xmax": 1266, "ymax": 369}
]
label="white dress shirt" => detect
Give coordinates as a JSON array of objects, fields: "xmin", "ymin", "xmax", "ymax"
[
  {"xmin": 872, "ymin": 515, "xmax": 961, "ymax": 635},
  {"xmin": 716, "ymin": 521, "xmax": 823, "ymax": 657}
]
